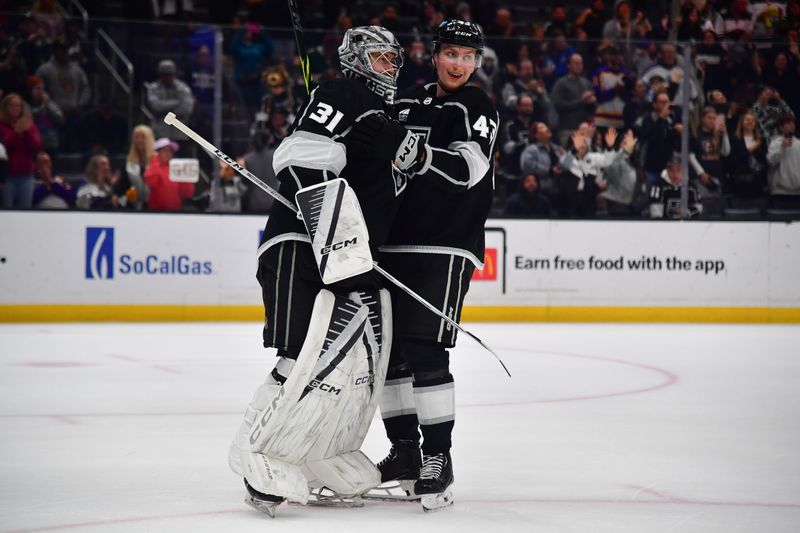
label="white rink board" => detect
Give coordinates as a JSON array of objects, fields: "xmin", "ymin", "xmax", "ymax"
[{"xmin": 0, "ymin": 212, "xmax": 798, "ymax": 309}]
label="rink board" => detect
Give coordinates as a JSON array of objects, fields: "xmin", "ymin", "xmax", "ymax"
[{"xmin": 0, "ymin": 211, "xmax": 798, "ymax": 322}]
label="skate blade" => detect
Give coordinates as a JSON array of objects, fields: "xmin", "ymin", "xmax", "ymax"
[
  {"xmin": 305, "ymin": 487, "xmax": 365, "ymax": 508},
  {"xmin": 363, "ymin": 480, "xmax": 420, "ymax": 502},
  {"xmin": 245, "ymin": 494, "xmax": 282, "ymax": 518},
  {"xmin": 421, "ymin": 486, "xmax": 454, "ymax": 512}
]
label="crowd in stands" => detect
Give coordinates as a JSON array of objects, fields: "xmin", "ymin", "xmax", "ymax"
[{"xmin": 1, "ymin": 0, "xmax": 799, "ymax": 218}]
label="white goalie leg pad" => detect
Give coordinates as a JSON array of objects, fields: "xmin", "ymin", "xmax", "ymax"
[
  {"xmin": 242, "ymin": 289, "xmax": 370, "ymax": 503},
  {"xmin": 305, "ymin": 289, "xmax": 393, "ymax": 496},
  {"xmin": 229, "ymin": 357, "xmax": 295, "ymax": 476},
  {"xmin": 295, "ymin": 178, "xmax": 373, "ymax": 285}
]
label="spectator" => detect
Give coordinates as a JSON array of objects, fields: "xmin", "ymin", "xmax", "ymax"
[
  {"xmin": 603, "ymin": 0, "xmax": 634, "ymax": 46},
  {"xmin": 15, "ymin": 12, "xmax": 52, "ymax": 71},
  {"xmin": 26, "ymin": 74, "xmax": 63, "ymax": 156},
  {"xmin": 501, "ymin": 58, "xmax": 556, "ymax": 125},
  {"xmin": 777, "ymin": 1, "xmax": 800, "ymax": 38},
  {"xmin": 544, "ymin": 4, "xmax": 572, "ymax": 38},
  {"xmin": 1, "ymin": 24, "xmax": 28, "ymax": 96},
  {"xmin": 547, "ymin": 31, "xmax": 577, "ymax": 81},
  {"xmin": 649, "ymin": 154, "xmax": 703, "ymax": 219},
  {"xmin": 34, "ymin": 39, "xmax": 90, "ymax": 121},
  {"xmin": 751, "ymin": 0, "xmax": 786, "ymax": 42},
  {"xmin": 487, "ymin": 6, "xmax": 518, "ymax": 67},
  {"xmin": 592, "ymin": 45, "xmax": 633, "ymax": 128},
  {"xmin": 550, "ymin": 53, "xmax": 597, "ymax": 146},
  {"xmin": 753, "ymin": 85, "xmax": 795, "ymax": 140},
  {"xmin": 125, "ymin": 124, "xmax": 155, "ymax": 210},
  {"xmin": 640, "ymin": 43, "xmax": 699, "ymax": 110},
  {"xmin": 228, "ymin": 22, "xmax": 274, "ymax": 113},
  {"xmin": 501, "ymin": 94, "xmax": 536, "ymax": 180},
  {"xmin": 31, "ymin": 0, "xmax": 63, "ymax": 41},
  {"xmin": 558, "ymin": 127, "xmax": 626, "ymax": 217},
  {"xmin": 634, "ymin": 90, "xmax": 681, "ymax": 190},
  {"xmin": 695, "ymin": 29, "xmax": 728, "ymax": 94},
  {"xmin": 520, "ymin": 122, "xmax": 566, "ymax": 202},
  {"xmin": 32, "ymin": 151, "xmax": 77, "ymax": 208},
  {"xmin": 757, "ymin": 51, "xmax": 800, "ymax": 118},
  {"xmin": 209, "ymin": 158, "xmax": 248, "ymax": 213},
  {"xmin": 242, "ymin": 131, "xmax": 277, "ymax": 213},
  {"xmin": 380, "ymin": 3, "xmax": 407, "ymax": 34},
  {"xmin": 727, "ymin": 110, "xmax": 768, "ymax": 198},
  {"xmin": 190, "ymin": 44, "xmax": 216, "ymax": 132},
  {"xmin": 398, "ymin": 40, "xmax": 430, "ymax": 91},
  {"xmin": 689, "ymin": 106, "xmax": 730, "ymax": 216},
  {"xmin": 766, "ymin": 114, "xmax": 800, "ymax": 203},
  {"xmin": 575, "ymin": 0, "xmax": 607, "ymax": 40},
  {"xmin": 722, "ymin": 0, "xmax": 754, "ymax": 41},
  {"xmin": 600, "ymin": 128, "xmax": 640, "ymax": 216},
  {"xmin": 677, "ymin": 4, "xmax": 704, "ymax": 42},
  {"xmin": 0, "ymin": 92, "xmax": 42, "ymax": 208},
  {"xmin": 144, "ymin": 137, "xmax": 193, "ymax": 212},
  {"xmin": 76, "ymin": 154, "xmax": 115, "ymax": 210},
  {"xmin": 622, "ymin": 78, "xmax": 648, "ymax": 130},
  {"xmin": 504, "ymin": 173, "xmax": 553, "ymax": 217},
  {"xmin": 146, "ymin": 59, "xmax": 194, "ymax": 141}
]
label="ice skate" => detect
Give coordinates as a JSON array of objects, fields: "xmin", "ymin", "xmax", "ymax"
[
  {"xmin": 243, "ymin": 479, "xmax": 285, "ymax": 518},
  {"xmin": 415, "ymin": 452, "xmax": 454, "ymax": 512},
  {"xmin": 363, "ymin": 440, "xmax": 422, "ymax": 501}
]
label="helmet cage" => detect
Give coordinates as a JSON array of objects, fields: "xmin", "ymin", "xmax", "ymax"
[{"xmin": 339, "ymin": 27, "xmax": 404, "ymax": 104}]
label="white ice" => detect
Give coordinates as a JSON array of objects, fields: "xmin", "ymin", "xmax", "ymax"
[{"xmin": 1, "ymin": 322, "xmax": 799, "ymax": 533}]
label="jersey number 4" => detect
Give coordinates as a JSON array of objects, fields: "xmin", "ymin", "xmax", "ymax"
[
  {"xmin": 308, "ymin": 102, "xmax": 345, "ymax": 133},
  {"xmin": 472, "ymin": 115, "xmax": 497, "ymax": 140}
]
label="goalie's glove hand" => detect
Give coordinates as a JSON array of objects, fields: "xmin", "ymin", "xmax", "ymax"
[{"xmin": 349, "ymin": 112, "xmax": 426, "ymax": 172}]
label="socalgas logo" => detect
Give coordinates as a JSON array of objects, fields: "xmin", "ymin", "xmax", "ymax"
[{"xmin": 85, "ymin": 226, "xmax": 213, "ymax": 279}]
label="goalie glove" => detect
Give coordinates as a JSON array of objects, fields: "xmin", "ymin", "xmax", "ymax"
[{"xmin": 349, "ymin": 113, "xmax": 426, "ymax": 172}]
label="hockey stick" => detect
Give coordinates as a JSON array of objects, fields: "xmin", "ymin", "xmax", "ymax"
[
  {"xmin": 163, "ymin": 112, "xmax": 510, "ymax": 377},
  {"xmin": 287, "ymin": 0, "xmax": 313, "ymax": 94}
]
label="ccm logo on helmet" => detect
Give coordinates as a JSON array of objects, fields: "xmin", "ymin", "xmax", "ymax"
[{"xmin": 321, "ymin": 237, "xmax": 358, "ymax": 255}]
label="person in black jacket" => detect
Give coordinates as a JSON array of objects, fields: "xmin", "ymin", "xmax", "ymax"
[
  {"xmin": 726, "ymin": 110, "xmax": 767, "ymax": 198},
  {"xmin": 634, "ymin": 89, "xmax": 682, "ymax": 192},
  {"xmin": 504, "ymin": 173, "xmax": 552, "ymax": 217}
]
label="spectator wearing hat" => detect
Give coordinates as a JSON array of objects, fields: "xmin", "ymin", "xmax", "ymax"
[
  {"xmin": 34, "ymin": 38, "xmax": 90, "ymax": 121},
  {"xmin": 146, "ymin": 59, "xmax": 194, "ymax": 142},
  {"xmin": 766, "ymin": 114, "xmax": 800, "ymax": 205},
  {"xmin": 144, "ymin": 138, "xmax": 193, "ymax": 212},
  {"xmin": 26, "ymin": 74, "xmax": 63, "ymax": 155}
]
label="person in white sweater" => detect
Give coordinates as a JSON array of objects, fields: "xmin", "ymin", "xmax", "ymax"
[{"xmin": 767, "ymin": 114, "xmax": 800, "ymax": 203}]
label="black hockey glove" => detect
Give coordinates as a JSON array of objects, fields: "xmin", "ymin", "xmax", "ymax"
[{"xmin": 349, "ymin": 113, "xmax": 425, "ymax": 172}]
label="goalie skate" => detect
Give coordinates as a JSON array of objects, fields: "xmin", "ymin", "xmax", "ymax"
[
  {"xmin": 244, "ymin": 480, "xmax": 285, "ymax": 518},
  {"xmin": 363, "ymin": 479, "xmax": 420, "ymax": 502},
  {"xmin": 363, "ymin": 440, "xmax": 421, "ymax": 502},
  {"xmin": 305, "ymin": 486, "xmax": 365, "ymax": 508}
]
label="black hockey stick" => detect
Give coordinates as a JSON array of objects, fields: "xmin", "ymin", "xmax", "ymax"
[
  {"xmin": 163, "ymin": 113, "xmax": 510, "ymax": 376},
  {"xmin": 287, "ymin": 0, "xmax": 313, "ymax": 95}
]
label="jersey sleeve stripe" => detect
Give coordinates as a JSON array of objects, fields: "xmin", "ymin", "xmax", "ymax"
[
  {"xmin": 273, "ymin": 130, "xmax": 347, "ymax": 176},
  {"xmin": 448, "ymin": 140, "xmax": 490, "ymax": 188}
]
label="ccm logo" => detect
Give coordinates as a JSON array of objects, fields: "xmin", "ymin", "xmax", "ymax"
[
  {"xmin": 309, "ymin": 379, "xmax": 342, "ymax": 395},
  {"xmin": 249, "ymin": 386, "xmax": 286, "ymax": 445},
  {"xmin": 354, "ymin": 375, "xmax": 374, "ymax": 385},
  {"xmin": 321, "ymin": 237, "xmax": 358, "ymax": 255}
]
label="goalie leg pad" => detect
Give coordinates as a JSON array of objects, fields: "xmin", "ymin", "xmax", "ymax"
[
  {"xmin": 304, "ymin": 289, "xmax": 392, "ymax": 495},
  {"xmin": 243, "ymin": 289, "xmax": 370, "ymax": 501}
]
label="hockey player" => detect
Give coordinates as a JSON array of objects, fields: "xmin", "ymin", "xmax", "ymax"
[
  {"xmin": 348, "ymin": 19, "xmax": 499, "ymax": 511},
  {"xmin": 227, "ymin": 26, "xmax": 424, "ymax": 517}
]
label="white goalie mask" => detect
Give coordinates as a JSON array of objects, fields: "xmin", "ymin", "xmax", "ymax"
[{"xmin": 338, "ymin": 26, "xmax": 404, "ymax": 104}]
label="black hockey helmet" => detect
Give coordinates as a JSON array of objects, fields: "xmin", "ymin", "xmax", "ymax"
[{"xmin": 432, "ymin": 19, "xmax": 485, "ymax": 66}]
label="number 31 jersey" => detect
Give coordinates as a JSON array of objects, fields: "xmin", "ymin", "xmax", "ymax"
[
  {"xmin": 385, "ymin": 83, "xmax": 499, "ymax": 268},
  {"xmin": 260, "ymin": 77, "xmax": 405, "ymax": 257}
]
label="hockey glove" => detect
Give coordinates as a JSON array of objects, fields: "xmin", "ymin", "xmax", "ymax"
[{"xmin": 349, "ymin": 113, "xmax": 425, "ymax": 172}]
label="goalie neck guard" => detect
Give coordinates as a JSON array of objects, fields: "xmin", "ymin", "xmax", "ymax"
[{"xmin": 339, "ymin": 26, "xmax": 404, "ymax": 104}]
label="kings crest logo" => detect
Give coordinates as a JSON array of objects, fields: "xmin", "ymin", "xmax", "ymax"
[{"xmin": 86, "ymin": 227, "xmax": 114, "ymax": 279}]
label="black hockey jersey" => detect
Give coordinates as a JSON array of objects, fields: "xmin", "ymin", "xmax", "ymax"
[
  {"xmin": 384, "ymin": 83, "xmax": 499, "ymax": 267},
  {"xmin": 649, "ymin": 173, "xmax": 702, "ymax": 219},
  {"xmin": 260, "ymin": 78, "xmax": 405, "ymax": 257}
]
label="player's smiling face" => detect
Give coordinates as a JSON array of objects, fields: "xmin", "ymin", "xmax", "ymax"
[{"xmin": 434, "ymin": 44, "xmax": 477, "ymax": 92}]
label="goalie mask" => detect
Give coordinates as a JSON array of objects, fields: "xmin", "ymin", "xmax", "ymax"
[{"xmin": 339, "ymin": 26, "xmax": 404, "ymax": 104}]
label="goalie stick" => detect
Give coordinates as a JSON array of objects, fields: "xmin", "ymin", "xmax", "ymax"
[{"xmin": 162, "ymin": 112, "xmax": 510, "ymax": 378}]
